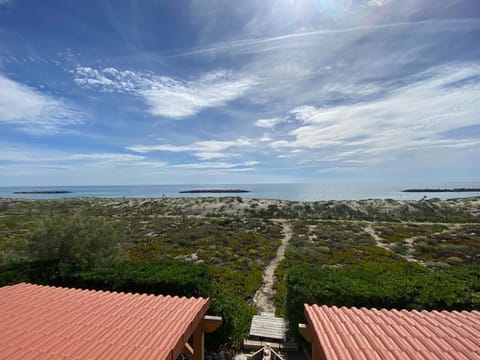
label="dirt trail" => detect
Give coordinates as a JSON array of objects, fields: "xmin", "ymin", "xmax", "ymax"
[
  {"xmin": 364, "ymin": 224, "xmax": 424, "ymax": 265},
  {"xmin": 364, "ymin": 225, "xmax": 390, "ymax": 251},
  {"xmin": 254, "ymin": 221, "xmax": 292, "ymax": 314}
]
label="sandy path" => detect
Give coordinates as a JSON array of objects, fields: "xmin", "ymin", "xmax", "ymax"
[
  {"xmin": 364, "ymin": 225, "xmax": 391, "ymax": 251},
  {"xmin": 254, "ymin": 221, "xmax": 292, "ymax": 314},
  {"xmin": 364, "ymin": 224, "xmax": 425, "ymax": 265}
]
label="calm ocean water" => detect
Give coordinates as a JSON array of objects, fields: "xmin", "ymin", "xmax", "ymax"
[{"xmin": 1, "ymin": 182, "xmax": 479, "ymax": 201}]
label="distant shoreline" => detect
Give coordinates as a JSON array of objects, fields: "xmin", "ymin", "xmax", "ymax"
[
  {"xmin": 2, "ymin": 183, "xmax": 479, "ymax": 201},
  {"xmin": 13, "ymin": 190, "xmax": 73, "ymax": 194},
  {"xmin": 403, "ymin": 188, "xmax": 480, "ymax": 193},
  {"xmin": 179, "ymin": 189, "xmax": 250, "ymax": 194}
]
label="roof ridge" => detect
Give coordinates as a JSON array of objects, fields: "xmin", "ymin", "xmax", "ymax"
[
  {"xmin": 14, "ymin": 282, "xmax": 209, "ymax": 301},
  {"xmin": 306, "ymin": 303, "xmax": 480, "ymax": 315}
]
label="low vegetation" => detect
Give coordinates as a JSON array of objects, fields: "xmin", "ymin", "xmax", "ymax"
[
  {"xmin": 371, "ymin": 222, "xmax": 480, "ymax": 264},
  {"xmin": 272, "ymin": 219, "xmax": 479, "ymax": 342},
  {"xmin": 0, "ymin": 196, "xmax": 478, "ymax": 350},
  {"xmin": 0, "ymin": 200, "xmax": 282, "ymax": 349},
  {"xmin": 286, "ymin": 264, "xmax": 480, "ymax": 338}
]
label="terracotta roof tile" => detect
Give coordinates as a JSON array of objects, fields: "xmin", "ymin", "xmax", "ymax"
[
  {"xmin": 304, "ymin": 304, "xmax": 480, "ymax": 360},
  {"xmin": 0, "ymin": 283, "xmax": 210, "ymax": 359}
]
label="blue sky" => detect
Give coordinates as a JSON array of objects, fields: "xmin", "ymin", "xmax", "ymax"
[{"xmin": 0, "ymin": 0, "xmax": 479, "ymax": 186}]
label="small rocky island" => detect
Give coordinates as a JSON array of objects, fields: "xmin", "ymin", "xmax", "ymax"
[
  {"xmin": 179, "ymin": 189, "xmax": 250, "ymax": 194},
  {"xmin": 14, "ymin": 190, "xmax": 73, "ymax": 194},
  {"xmin": 403, "ymin": 188, "xmax": 480, "ymax": 193}
]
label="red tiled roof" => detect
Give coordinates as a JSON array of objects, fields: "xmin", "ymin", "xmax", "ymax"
[
  {"xmin": 0, "ymin": 283, "xmax": 210, "ymax": 359},
  {"xmin": 304, "ymin": 304, "xmax": 480, "ymax": 360}
]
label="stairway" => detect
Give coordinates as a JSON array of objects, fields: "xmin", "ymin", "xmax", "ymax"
[
  {"xmin": 243, "ymin": 313, "xmax": 297, "ymax": 356},
  {"xmin": 246, "ymin": 345, "xmax": 285, "ymax": 360}
]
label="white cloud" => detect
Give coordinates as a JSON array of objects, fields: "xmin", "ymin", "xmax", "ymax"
[
  {"xmin": 322, "ymin": 83, "xmax": 382, "ymax": 97},
  {"xmin": 176, "ymin": 15, "xmax": 480, "ymax": 113},
  {"xmin": 316, "ymin": 166, "xmax": 356, "ymax": 174},
  {"xmin": 194, "ymin": 152, "xmax": 240, "ymax": 160},
  {"xmin": 273, "ymin": 63, "xmax": 480, "ymax": 163},
  {"xmin": 0, "ymin": 145, "xmax": 168, "ymax": 183},
  {"xmin": 171, "ymin": 160, "xmax": 257, "ymax": 170},
  {"xmin": 126, "ymin": 138, "xmax": 254, "ymax": 160},
  {"xmin": 220, "ymin": 167, "xmax": 255, "ymax": 172},
  {"xmin": 74, "ymin": 67, "xmax": 257, "ymax": 119},
  {"xmin": 174, "ymin": 19, "xmax": 480, "ymax": 58},
  {"xmin": 260, "ymin": 134, "xmax": 273, "ymax": 142},
  {"xmin": 172, "ymin": 162, "xmax": 238, "ymax": 169},
  {"xmin": 0, "ymin": 74, "xmax": 81, "ymax": 133},
  {"xmin": 254, "ymin": 117, "xmax": 283, "ymax": 128},
  {"xmin": 66, "ymin": 153, "xmax": 144, "ymax": 162},
  {"xmin": 367, "ymin": 0, "xmax": 392, "ymax": 7},
  {"xmin": 0, "ymin": 147, "xmax": 145, "ymax": 164},
  {"xmin": 290, "ymin": 106, "xmax": 334, "ymax": 124}
]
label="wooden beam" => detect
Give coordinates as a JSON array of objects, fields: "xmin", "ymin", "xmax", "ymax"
[
  {"xmin": 202, "ymin": 315, "xmax": 222, "ymax": 333},
  {"xmin": 187, "ymin": 315, "xmax": 221, "ymax": 360},
  {"xmin": 299, "ymin": 324, "xmax": 326, "ymax": 360},
  {"xmin": 298, "ymin": 323, "xmax": 313, "ymax": 343},
  {"xmin": 193, "ymin": 325, "xmax": 204, "ymax": 360},
  {"xmin": 312, "ymin": 343, "xmax": 323, "ymax": 360},
  {"xmin": 183, "ymin": 343, "xmax": 194, "ymax": 360}
]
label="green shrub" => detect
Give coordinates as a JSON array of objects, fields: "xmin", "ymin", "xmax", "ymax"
[
  {"xmin": 64, "ymin": 260, "xmax": 255, "ymax": 348},
  {"xmin": 415, "ymin": 242, "xmax": 435, "ymax": 255},
  {"xmin": 0, "ymin": 259, "xmax": 254, "ymax": 350},
  {"xmin": 317, "ymin": 246, "xmax": 330, "ymax": 253},
  {"xmin": 446, "ymin": 256, "xmax": 463, "ymax": 265},
  {"xmin": 25, "ymin": 212, "xmax": 122, "ymax": 274},
  {"xmin": 285, "ymin": 264, "xmax": 480, "ymax": 340}
]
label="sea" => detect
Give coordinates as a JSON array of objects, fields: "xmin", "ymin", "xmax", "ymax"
[{"xmin": 1, "ymin": 182, "xmax": 479, "ymax": 202}]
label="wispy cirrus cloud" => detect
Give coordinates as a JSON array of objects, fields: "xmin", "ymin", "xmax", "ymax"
[
  {"xmin": 0, "ymin": 147, "xmax": 145, "ymax": 164},
  {"xmin": 254, "ymin": 117, "xmax": 284, "ymax": 128},
  {"xmin": 367, "ymin": 0, "xmax": 392, "ymax": 7},
  {"xmin": 265, "ymin": 63, "xmax": 480, "ymax": 164},
  {"xmin": 193, "ymin": 152, "xmax": 240, "ymax": 161},
  {"xmin": 0, "ymin": 145, "xmax": 256, "ymax": 174},
  {"xmin": 172, "ymin": 18, "xmax": 480, "ymax": 58},
  {"xmin": 127, "ymin": 138, "xmax": 254, "ymax": 160},
  {"xmin": 0, "ymin": 74, "xmax": 82, "ymax": 134},
  {"xmin": 74, "ymin": 66, "xmax": 257, "ymax": 119},
  {"xmin": 171, "ymin": 161, "xmax": 256, "ymax": 170},
  {"xmin": 2, "ymin": 0, "xmax": 479, "ymax": 184},
  {"xmin": 66, "ymin": 153, "xmax": 145, "ymax": 162},
  {"xmin": 0, "ymin": 144, "xmax": 169, "ymax": 184}
]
